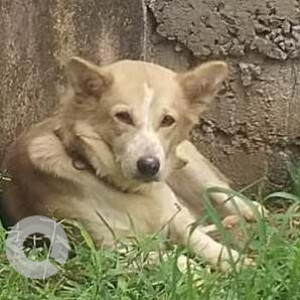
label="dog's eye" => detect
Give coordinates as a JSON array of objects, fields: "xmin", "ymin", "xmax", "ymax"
[
  {"xmin": 160, "ymin": 115, "xmax": 175, "ymax": 127},
  {"xmin": 115, "ymin": 111, "xmax": 134, "ymax": 125}
]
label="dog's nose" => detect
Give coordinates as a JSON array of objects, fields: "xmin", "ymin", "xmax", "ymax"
[{"xmin": 137, "ymin": 156, "xmax": 160, "ymax": 177}]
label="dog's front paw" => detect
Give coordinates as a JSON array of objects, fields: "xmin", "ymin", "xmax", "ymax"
[
  {"xmin": 217, "ymin": 248, "xmax": 254, "ymax": 272},
  {"xmin": 221, "ymin": 215, "xmax": 240, "ymax": 229},
  {"xmin": 226, "ymin": 197, "xmax": 269, "ymax": 222},
  {"xmin": 241, "ymin": 201, "xmax": 269, "ymax": 222}
]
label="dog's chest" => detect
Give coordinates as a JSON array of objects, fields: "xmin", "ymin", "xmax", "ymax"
[{"xmin": 74, "ymin": 180, "xmax": 181, "ymax": 242}]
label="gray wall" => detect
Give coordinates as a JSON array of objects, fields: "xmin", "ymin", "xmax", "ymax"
[{"xmin": 1, "ymin": 0, "xmax": 300, "ymax": 190}]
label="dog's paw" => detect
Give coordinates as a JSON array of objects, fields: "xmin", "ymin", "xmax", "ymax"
[
  {"xmin": 217, "ymin": 248, "xmax": 254, "ymax": 272},
  {"xmin": 201, "ymin": 215, "xmax": 240, "ymax": 234},
  {"xmin": 226, "ymin": 197, "xmax": 269, "ymax": 222},
  {"xmin": 221, "ymin": 215, "xmax": 240, "ymax": 229},
  {"xmin": 242, "ymin": 201, "xmax": 269, "ymax": 222}
]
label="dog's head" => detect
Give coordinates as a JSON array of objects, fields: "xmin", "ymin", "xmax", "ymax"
[{"xmin": 59, "ymin": 57, "xmax": 227, "ymax": 188}]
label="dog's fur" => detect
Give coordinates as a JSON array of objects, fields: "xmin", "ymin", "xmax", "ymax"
[{"xmin": 3, "ymin": 57, "xmax": 265, "ymax": 270}]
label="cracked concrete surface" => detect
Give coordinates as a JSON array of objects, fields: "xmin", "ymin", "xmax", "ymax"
[
  {"xmin": 147, "ymin": 0, "xmax": 300, "ymax": 60},
  {"xmin": 1, "ymin": 0, "xmax": 300, "ymax": 190},
  {"xmin": 147, "ymin": 0, "xmax": 300, "ymax": 189}
]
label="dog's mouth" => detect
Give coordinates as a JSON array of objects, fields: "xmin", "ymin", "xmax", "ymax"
[{"xmin": 133, "ymin": 174, "xmax": 161, "ymax": 183}]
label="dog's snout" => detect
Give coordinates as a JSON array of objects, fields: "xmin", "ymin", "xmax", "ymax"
[{"xmin": 137, "ymin": 156, "xmax": 160, "ymax": 177}]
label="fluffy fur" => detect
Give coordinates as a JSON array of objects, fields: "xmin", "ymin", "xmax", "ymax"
[{"xmin": 3, "ymin": 57, "xmax": 265, "ymax": 270}]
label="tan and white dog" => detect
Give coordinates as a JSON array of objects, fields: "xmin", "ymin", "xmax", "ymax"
[{"xmin": 3, "ymin": 57, "xmax": 264, "ymax": 270}]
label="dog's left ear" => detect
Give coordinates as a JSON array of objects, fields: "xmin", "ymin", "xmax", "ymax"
[
  {"xmin": 177, "ymin": 61, "xmax": 228, "ymax": 116},
  {"xmin": 66, "ymin": 57, "xmax": 113, "ymax": 99}
]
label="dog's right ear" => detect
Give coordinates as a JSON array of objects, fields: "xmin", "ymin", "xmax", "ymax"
[
  {"xmin": 66, "ymin": 57, "xmax": 113, "ymax": 98},
  {"xmin": 177, "ymin": 61, "xmax": 228, "ymax": 118}
]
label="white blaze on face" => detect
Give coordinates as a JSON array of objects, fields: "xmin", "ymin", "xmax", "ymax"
[
  {"xmin": 121, "ymin": 82, "xmax": 166, "ymax": 179},
  {"xmin": 141, "ymin": 83, "xmax": 154, "ymax": 128}
]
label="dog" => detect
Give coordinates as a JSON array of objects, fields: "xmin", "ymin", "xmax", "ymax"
[{"xmin": 2, "ymin": 57, "xmax": 266, "ymax": 271}]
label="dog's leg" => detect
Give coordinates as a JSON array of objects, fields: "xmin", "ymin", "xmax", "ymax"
[
  {"xmin": 200, "ymin": 215, "xmax": 240, "ymax": 233},
  {"xmin": 169, "ymin": 206, "xmax": 253, "ymax": 271},
  {"xmin": 167, "ymin": 140, "xmax": 267, "ymax": 221},
  {"xmin": 141, "ymin": 215, "xmax": 240, "ymax": 274}
]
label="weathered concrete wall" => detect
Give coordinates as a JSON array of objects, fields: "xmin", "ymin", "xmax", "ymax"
[
  {"xmin": 1, "ymin": 0, "xmax": 300, "ymax": 190},
  {"xmin": 147, "ymin": 0, "xmax": 300, "ymax": 189},
  {"xmin": 0, "ymin": 0, "xmax": 145, "ymax": 166}
]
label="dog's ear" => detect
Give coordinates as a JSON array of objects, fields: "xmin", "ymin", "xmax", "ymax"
[
  {"xmin": 177, "ymin": 61, "xmax": 228, "ymax": 116},
  {"xmin": 66, "ymin": 57, "xmax": 112, "ymax": 98}
]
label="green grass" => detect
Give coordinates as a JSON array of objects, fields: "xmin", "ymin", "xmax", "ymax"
[{"xmin": 1, "ymin": 177, "xmax": 300, "ymax": 299}]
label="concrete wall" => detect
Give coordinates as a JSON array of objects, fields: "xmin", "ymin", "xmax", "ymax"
[
  {"xmin": 0, "ymin": 0, "xmax": 145, "ymax": 165},
  {"xmin": 1, "ymin": 0, "xmax": 300, "ymax": 190}
]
